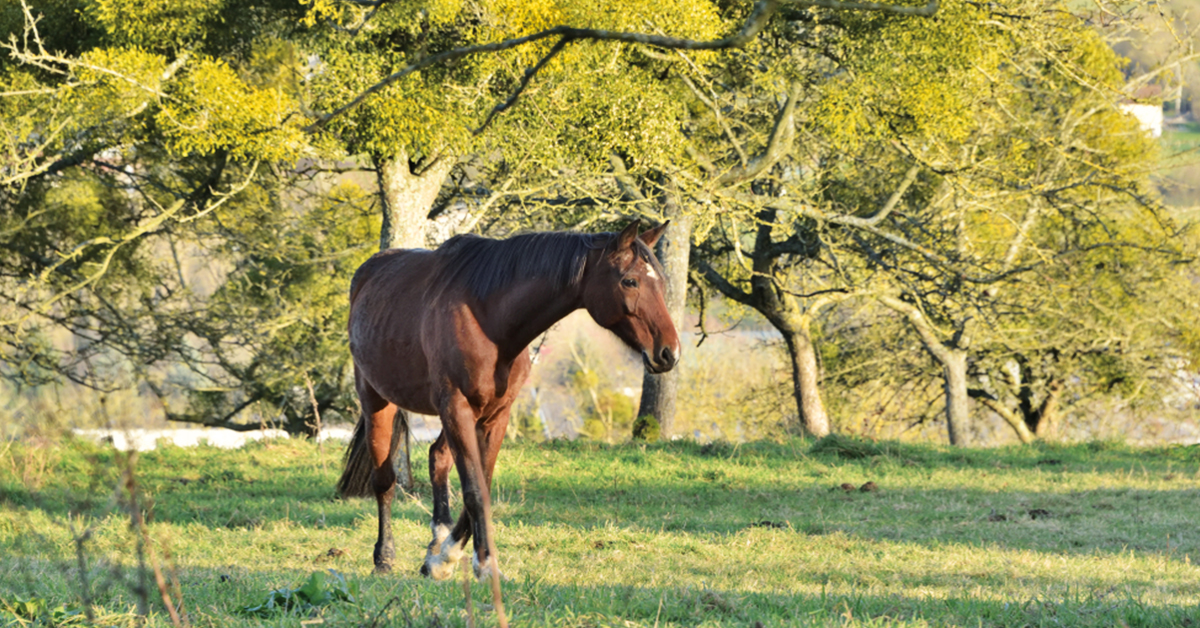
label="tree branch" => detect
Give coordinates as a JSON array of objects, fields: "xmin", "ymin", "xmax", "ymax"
[
  {"xmin": 973, "ymin": 394, "xmax": 1035, "ymax": 443},
  {"xmin": 473, "ymin": 37, "xmax": 571, "ymax": 135},
  {"xmin": 305, "ymin": 0, "xmax": 938, "ymax": 132},
  {"xmin": 696, "ymin": 259, "xmax": 755, "ymax": 306},
  {"xmin": 607, "ymin": 154, "xmax": 654, "ymax": 213},
  {"xmin": 716, "ymin": 83, "xmax": 802, "ymax": 187},
  {"xmin": 863, "ymin": 163, "xmax": 920, "ymax": 226},
  {"xmin": 679, "ymin": 74, "xmax": 748, "ymax": 168},
  {"xmin": 877, "ymin": 294, "xmax": 952, "ymax": 362}
]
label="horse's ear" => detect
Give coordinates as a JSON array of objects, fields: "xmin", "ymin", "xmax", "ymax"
[
  {"xmin": 638, "ymin": 220, "xmax": 670, "ymax": 248},
  {"xmin": 612, "ymin": 221, "xmax": 641, "ymax": 252}
]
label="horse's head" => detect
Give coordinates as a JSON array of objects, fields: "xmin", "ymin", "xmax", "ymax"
[{"xmin": 583, "ymin": 221, "xmax": 681, "ymax": 374}]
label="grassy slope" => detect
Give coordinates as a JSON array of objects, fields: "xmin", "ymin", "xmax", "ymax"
[
  {"xmin": 2, "ymin": 435, "xmax": 1200, "ymax": 627},
  {"xmin": 1159, "ymin": 121, "xmax": 1200, "ymax": 212}
]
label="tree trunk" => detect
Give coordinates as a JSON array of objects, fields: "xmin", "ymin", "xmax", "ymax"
[
  {"xmin": 877, "ymin": 296, "xmax": 971, "ymax": 446},
  {"xmin": 942, "ymin": 348, "xmax": 969, "ymax": 446},
  {"xmin": 976, "ymin": 395, "xmax": 1036, "ymax": 444},
  {"xmin": 373, "ymin": 150, "xmax": 455, "ymax": 490},
  {"xmin": 636, "ymin": 212, "xmax": 694, "ymax": 440},
  {"xmin": 1033, "ymin": 378, "xmax": 1064, "ymax": 439},
  {"xmin": 374, "ymin": 150, "xmax": 455, "ymax": 250},
  {"xmin": 781, "ymin": 325, "xmax": 831, "ymax": 437}
]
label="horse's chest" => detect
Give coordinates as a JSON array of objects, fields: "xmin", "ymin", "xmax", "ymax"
[{"xmin": 427, "ymin": 306, "xmax": 524, "ymax": 411}]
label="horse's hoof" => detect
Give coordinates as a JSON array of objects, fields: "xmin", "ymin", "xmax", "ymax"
[
  {"xmin": 472, "ymin": 555, "xmax": 507, "ymax": 582},
  {"xmin": 373, "ymin": 541, "xmax": 395, "ymax": 574},
  {"xmin": 421, "ymin": 533, "xmax": 466, "ymax": 581},
  {"xmin": 422, "ymin": 555, "xmax": 458, "ymax": 581}
]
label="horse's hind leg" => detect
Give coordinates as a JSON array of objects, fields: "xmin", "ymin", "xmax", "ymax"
[
  {"xmin": 360, "ymin": 381, "xmax": 400, "ymax": 574},
  {"xmin": 420, "ymin": 432, "xmax": 465, "ymax": 580}
]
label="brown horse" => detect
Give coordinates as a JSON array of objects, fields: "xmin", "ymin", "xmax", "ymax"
[{"xmin": 337, "ymin": 221, "xmax": 680, "ymax": 579}]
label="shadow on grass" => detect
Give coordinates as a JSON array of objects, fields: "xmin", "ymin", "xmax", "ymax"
[
  {"xmin": 2, "ymin": 556, "xmax": 1198, "ymax": 628},
  {"xmin": 5, "ymin": 435, "xmax": 1200, "ymax": 565}
]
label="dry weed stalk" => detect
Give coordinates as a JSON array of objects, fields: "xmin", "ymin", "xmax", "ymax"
[
  {"xmin": 460, "ymin": 557, "xmax": 475, "ymax": 628},
  {"xmin": 120, "ymin": 452, "xmax": 186, "ymax": 628}
]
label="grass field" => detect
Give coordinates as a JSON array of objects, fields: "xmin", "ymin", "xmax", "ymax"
[
  {"xmin": 3, "ymin": 434, "xmax": 1200, "ymax": 627},
  {"xmin": 1158, "ymin": 120, "xmax": 1200, "ymax": 211}
]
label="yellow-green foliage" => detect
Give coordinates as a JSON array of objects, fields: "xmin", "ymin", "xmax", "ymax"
[
  {"xmin": 38, "ymin": 171, "xmax": 129, "ymax": 242},
  {"xmin": 483, "ymin": 0, "xmax": 723, "ymax": 63},
  {"xmin": 2, "ymin": 3, "xmax": 312, "ymax": 169},
  {"xmin": 308, "ymin": 40, "xmax": 477, "ymax": 157},
  {"xmin": 307, "ymin": 0, "xmax": 723, "ymax": 162},
  {"xmin": 82, "ymin": 0, "xmax": 223, "ymax": 50},
  {"xmin": 816, "ymin": 1, "xmax": 1001, "ymax": 148},
  {"xmin": 182, "ymin": 181, "xmax": 379, "ymax": 425},
  {"xmin": 157, "ymin": 57, "xmax": 305, "ymax": 161},
  {"xmin": 69, "ymin": 47, "xmax": 167, "ymax": 115},
  {"xmin": 530, "ymin": 55, "xmax": 691, "ymax": 168}
]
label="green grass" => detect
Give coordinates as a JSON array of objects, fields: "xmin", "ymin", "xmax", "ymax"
[
  {"xmin": 1154, "ymin": 120, "xmax": 1200, "ymax": 213},
  {"xmin": 3, "ymin": 434, "xmax": 1200, "ymax": 626},
  {"xmin": 1160, "ymin": 121, "xmax": 1200, "ymax": 171}
]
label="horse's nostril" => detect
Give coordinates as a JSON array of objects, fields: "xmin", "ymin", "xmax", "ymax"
[{"xmin": 659, "ymin": 346, "xmax": 675, "ymax": 366}]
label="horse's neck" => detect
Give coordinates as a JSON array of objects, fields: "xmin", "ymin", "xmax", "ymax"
[{"xmin": 483, "ymin": 278, "xmax": 583, "ymax": 356}]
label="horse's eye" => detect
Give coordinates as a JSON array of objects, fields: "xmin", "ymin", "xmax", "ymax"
[{"xmin": 621, "ymin": 278, "xmax": 639, "ymax": 289}]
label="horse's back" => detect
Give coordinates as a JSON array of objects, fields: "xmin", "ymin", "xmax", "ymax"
[{"xmin": 349, "ymin": 249, "xmax": 416, "ymax": 304}]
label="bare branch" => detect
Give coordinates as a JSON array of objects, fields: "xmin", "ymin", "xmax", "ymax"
[
  {"xmin": 678, "ymin": 74, "xmax": 749, "ymax": 167},
  {"xmin": 2, "ymin": 159, "xmax": 256, "ymax": 328},
  {"xmin": 696, "ymin": 258, "xmax": 755, "ymax": 306},
  {"xmin": 973, "ymin": 394, "xmax": 1035, "ymax": 443},
  {"xmin": 685, "ymin": 144, "xmax": 718, "ymax": 174},
  {"xmin": 607, "ymin": 154, "xmax": 652, "ymax": 211},
  {"xmin": 877, "ymin": 294, "xmax": 952, "ymax": 361},
  {"xmin": 863, "ymin": 163, "xmax": 920, "ymax": 226},
  {"xmin": 474, "ymin": 38, "xmax": 571, "ymax": 135},
  {"xmin": 798, "ymin": 0, "xmax": 937, "ymax": 14},
  {"xmin": 716, "ymin": 83, "xmax": 802, "ymax": 187}
]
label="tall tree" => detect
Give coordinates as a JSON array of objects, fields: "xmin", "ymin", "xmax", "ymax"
[
  {"xmin": 0, "ymin": 0, "xmax": 315, "ymax": 425},
  {"xmin": 681, "ymin": 0, "xmax": 1192, "ymax": 444},
  {"xmin": 780, "ymin": 0, "xmax": 1191, "ymax": 444}
]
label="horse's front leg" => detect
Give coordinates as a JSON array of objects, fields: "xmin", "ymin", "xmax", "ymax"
[
  {"xmin": 430, "ymin": 400, "xmax": 515, "ymax": 580},
  {"xmin": 470, "ymin": 403, "xmax": 513, "ymax": 580},
  {"xmin": 437, "ymin": 393, "xmax": 502, "ymax": 580},
  {"xmin": 420, "ymin": 432, "xmax": 466, "ymax": 580}
]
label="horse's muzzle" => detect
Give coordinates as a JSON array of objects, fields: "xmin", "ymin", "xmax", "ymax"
[{"xmin": 642, "ymin": 345, "xmax": 678, "ymax": 374}]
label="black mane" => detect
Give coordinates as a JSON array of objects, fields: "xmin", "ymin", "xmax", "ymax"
[{"xmin": 436, "ymin": 231, "xmax": 608, "ymax": 300}]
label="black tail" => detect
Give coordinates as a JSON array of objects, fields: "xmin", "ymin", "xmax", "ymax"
[
  {"xmin": 337, "ymin": 412, "xmax": 410, "ymax": 498},
  {"xmin": 337, "ymin": 416, "xmax": 374, "ymax": 498}
]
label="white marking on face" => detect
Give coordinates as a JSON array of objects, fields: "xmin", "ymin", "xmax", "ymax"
[{"xmin": 644, "ymin": 265, "xmax": 658, "ymax": 280}]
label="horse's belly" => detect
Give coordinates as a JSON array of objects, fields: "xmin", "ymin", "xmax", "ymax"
[
  {"xmin": 350, "ymin": 327, "xmax": 439, "ymax": 415},
  {"xmin": 374, "ymin": 379, "xmax": 439, "ymax": 415}
]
